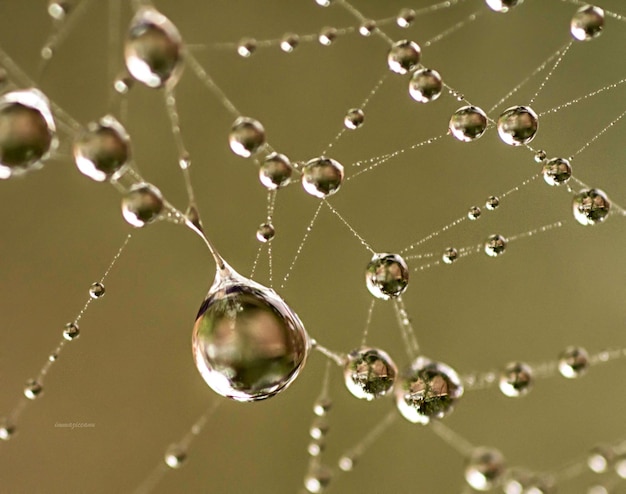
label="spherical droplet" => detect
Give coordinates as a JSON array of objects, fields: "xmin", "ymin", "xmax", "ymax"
[
  {"xmin": 486, "ymin": 196, "xmax": 500, "ymax": 211},
  {"xmin": 571, "ymin": 5, "xmax": 604, "ymax": 41},
  {"xmin": 280, "ymin": 33, "xmax": 299, "ymax": 53},
  {"xmin": 121, "ymin": 183, "xmax": 164, "ymax": 227},
  {"xmin": 315, "ymin": 0, "xmax": 333, "ymax": 5},
  {"xmin": 229, "ymin": 116, "xmax": 266, "ymax": 158},
  {"xmin": 0, "ymin": 89, "xmax": 56, "ymax": 178},
  {"xmin": 397, "ymin": 8, "xmax": 416, "ymax": 28},
  {"xmin": 0, "ymin": 420, "xmax": 15, "ymax": 441},
  {"xmin": 588, "ymin": 445, "xmax": 616, "ymax": 473},
  {"xmin": 484, "ymin": 234, "xmax": 507, "ymax": 257},
  {"xmin": 24, "ymin": 380, "xmax": 43, "ymax": 400},
  {"xmin": 63, "ymin": 322, "xmax": 80, "ymax": 341},
  {"xmin": 497, "ymin": 106, "xmax": 538, "ymax": 146},
  {"xmin": 164, "ymin": 444, "xmax": 187, "ymax": 469},
  {"xmin": 365, "ymin": 253, "xmax": 409, "ymax": 300},
  {"xmin": 468, "ymin": 205, "xmax": 482, "ymax": 220},
  {"xmin": 124, "ymin": 7, "xmax": 183, "ymax": 88},
  {"xmin": 304, "ymin": 464, "xmax": 332, "ymax": 493},
  {"xmin": 387, "ymin": 40, "xmax": 421, "ymax": 75},
  {"xmin": 359, "ymin": 20, "xmax": 377, "ymax": 36},
  {"xmin": 89, "ymin": 282, "xmax": 106, "ymax": 299},
  {"xmin": 499, "ymin": 361, "xmax": 533, "ymax": 397},
  {"xmin": 465, "ymin": 447, "xmax": 506, "ymax": 491},
  {"xmin": 558, "ymin": 346, "xmax": 589, "ymax": 379},
  {"xmin": 237, "ymin": 38, "xmax": 257, "ymax": 58},
  {"xmin": 573, "ymin": 188, "xmax": 610, "ymax": 226},
  {"xmin": 114, "ymin": 75, "xmax": 134, "ymax": 94},
  {"xmin": 313, "ymin": 397, "xmax": 332, "ymax": 416},
  {"xmin": 48, "ymin": 1, "xmax": 71, "ymax": 20},
  {"xmin": 256, "ymin": 223, "xmax": 275, "ymax": 243},
  {"xmin": 449, "ymin": 106, "xmax": 488, "ymax": 142},
  {"xmin": 259, "ymin": 152, "xmax": 292, "ymax": 190},
  {"xmin": 534, "ymin": 150, "xmax": 547, "ymax": 162},
  {"xmin": 309, "ymin": 416, "xmax": 329, "ymax": 440},
  {"xmin": 409, "ymin": 68, "xmax": 443, "ymax": 103},
  {"xmin": 442, "ymin": 247, "xmax": 458, "ymax": 265},
  {"xmin": 301, "ymin": 157, "xmax": 344, "ymax": 198},
  {"xmin": 307, "ymin": 439, "xmax": 325, "ymax": 457},
  {"xmin": 338, "ymin": 455, "xmax": 356, "ymax": 472},
  {"xmin": 485, "ymin": 0, "xmax": 523, "ymax": 13},
  {"xmin": 395, "ymin": 356, "xmax": 464, "ymax": 424},
  {"xmin": 344, "ymin": 108, "xmax": 365, "ymax": 130},
  {"xmin": 192, "ymin": 266, "xmax": 309, "ymax": 402},
  {"xmin": 73, "ymin": 115, "xmax": 131, "ymax": 182},
  {"xmin": 318, "ymin": 27, "xmax": 337, "ymax": 46},
  {"xmin": 343, "ymin": 347, "xmax": 397, "ymax": 400}
]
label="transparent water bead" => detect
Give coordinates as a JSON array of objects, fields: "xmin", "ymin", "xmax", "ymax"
[
  {"xmin": 365, "ymin": 253, "xmax": 409, "ymax": 300},
  {"xmin": 343, "ymin": 347, "xmax": 397, "ymax": 400},
  {"xmin": 484, "ymin": 234, "xmax": 507, "ymax": 257},
  {"xmin": 387, "ymin": 40, "xmax": 421, "ymax": 75},
  {"xmin": 280, "ymin": 33, "xmax": 299, "ymax": 53},
  {"xmin": 534, "ymin": 150, "xmax": 547, "ymax": 163},
  {"xmin": 164, "ymin": 444, "xmax": 187, "ymax": 469},
  {"xmin": 588, "ymin": 445, "xmax": 616, "ymax": 473},
  {"xmin": 229, "ymin": 117, "xmax": 266, "ymax": 158},
  {"xmin": 573, "ymin": 188, "xmax": 610, "ymax": 226},
  {"xmin": 73, "ymin": 115, "xmax": 131, "ymax": 182},
  {"xmin": 338, "ymin": 455, "xmax": 356, "ymax": 471},
  {"xmin": 442, "ymin": 247, "xmax": 458, "ymax": 265},
  {"xmin": 315, "ymin": 0, "xmax": 333, "ymax": 6},
  {"xmin": 237, "ymin": 38, "xmax": 257, "ymax": 58},
  {"xmin": 313, "ymin": 397, "xmax": 332, "ymax": 416},
  {"xmin": 395, "ymin": 356, "xmax": 463, "ymax": 424},
  {"xmin": 124, "ymin": 7, "xmax": 183, "ymax": 89},
  {"xmin": 301, "ymin": 157, "xmax": 344, "ymax": 198},
  {"xmin": 48, "ymin": 1, "xmax": 71, "ymax": 20},
  {"xmin": 256, "ymin": 223, "xmax": 275, "ymax": 243},
  {"xmin": 24, "ymin": 380, "xmax": 43, "ymax": 400},
  {"xmin": 0, "ymin": 420, "xmax": 15, "ymax": 441},
  {"xmin": 449, "ymin": 106, "xmax": 488, "ymax": 142},
  {"xmin": 571, "ymin": 6, "xmax": 604, "ymax": 41},
  {"xmin": 114, "ymin": 75, "xmax": 134, "ymax": 95},
  {"xmin": 409, "ymin": 68, "xmax": 443, "ymax": 103},
  {"xmin": 465, "ymin": 447, "xmax": 506, "ymax": 491},
  {"xmin": 397, "ymin": 8, "xmax": 416, "ymax": 28},
  {"xmin": 499, "ymin": 362, "xmax": 533, "ymax": 397},
  {"xmin": 89, "ymin": 282, "xmax": 105, "ymax": 299},
  {"xmin": 121, "ymin": 183, "xmax": 164, "ymax": 227},
  {"xmin": 344, "ymin": 108, "xmax": 365, "ymax": 130},
  {"xmin": 63, "ymin": 322, "xmax": 80, "ymax": 341},
  {"xmin": 0, "ymin": 88, "xmax": 56, "ymax": 179},
  {"xmin": 497, "ymin": 106, "xmax": 538, "ymax": 146},
  {"xmin": 318, "ymin": 27, "xmax": 337, "ymax": 46},
  {"xmin": 486, "ymin": 196, "xmax": 500, "ymax": 210},
  {"xmin": 304, "ymin": 464, "xmax": 332, "ymax": 493},
  {"xmin": 359, "ymin": 20, "xmax": 377, "ymax": 36},
  {"xmin": 259, "ymin": 152, "xmax": 292, "ymax": 190},
  {"xmin": 468, "ymin": 206, "xmax": 482, "ymax": 220},
  {"xmin": 192, "ymin": 262, "xmax": 309, "ymax": 402},
  {"xmin": 541, "ymin": 157, "xmax": 571, "ymax": 186},
  {"xmin": 309, "ymin": 417, "xmax": 329, "ymax": 439},
  {"xmin": 558, "ymin": 346, "xmax": 589, "ymax": 378},
  {"xmin": 486, "ymin": 0, "xmax": 523, "ymax": 13}
]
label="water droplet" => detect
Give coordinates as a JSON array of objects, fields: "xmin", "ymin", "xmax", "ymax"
[
  {"xmin": 397, "ymin": 8, "xmax": 416, "ymax": 28},
  {"xmin": 301, "ymin": 157, "xmax": 344, "ymax": 198},
  {"xmin": 24, "ymin": 379, "xmax": 43, "ymax": 400},
  {"xmin": 449, "ymin": 106, "xmax": 488, "ymax": 142},
  {"xmin": 588, "ymin": 445, "xmax": 615, "ymax": 473},
  {"xmin": 503, "ymin": 469, "xmax": 553, "ymax": 494},
  {"xmin": 73, "ymin": 115, "xmax": 131, "ymax": 182},
  {"xmin": 387, "ymin": 40, "xmax": 421, "ymax": 75},
  {"xmin": 315, "ymin": 0, "xmax": 332, "ymax": 6},
  {"xmin": 442, "ymin": 247, "xmax": 458, "ymax": 264},
  {"xmin": 259, "ymin": 152, "xmax": 293, "ymax": 190},
  {"xmin": 573, "ymin": 188, "xmax": 610, "ymax": 226},
  {"xmin": 465, "ymin": 447, "xmax": 506, "ymax": 491},
  {"xmin": 365, "ymin": 253, "xmax": 409, "ymax": 300},
  {"xmin": 192, "ymin": 263, "xmax": 309, "ymax": 401},
  {"xmin": 344, "ymin": 108, "xmax": 365, "ymax": 130},
  {"xmin": 309, "ymin": 416, "xmax": 329, "ymax": 439},
  {"xmin": 179, "ymin": 153, "xmax": 191, "ymax": 170},
  {"xmin": 89, "ymin": 282, "xmax": 106, "ymax": 299},
  {"xmin": 0, "ymin": 89, "xmax": 56, "ymax": 178},
  {"xmin": 124, "ymin": 7, "xmax": 183, "ymax": 88},
  {"xmin": 534, "ymin": 149, "xmax": 547, "ymax": 162},
  {"xmin": 229, "ymin": 116, "xmax": 266, "ymax": 158},
  {"xmin": 497, "ymin": 106, "xmax": 538, "ymax": 146},
  {"xmin": 313, "ymin": 397, "xmax": 332, "ymax": 416},
  {"xmin": 499, "ymin": 362, "xmax": 533, "ymax": 397},
  {"xmin": 114, "ymin": 75, "xmax": 134, "ymax": 94},
  {"xmin": 485, "ymin": 0, "xmax": 523, "ymax": 13},
  {"xmin": 48, "ymin": 1, "xmax": 71, "ymax": 20},
  {"xmin": 49, "ymin": 353, "xmax": 58, "ymax": 362},
  {"xmin": 359, "ymin": 20, "xmax": 377, "ymax": 36},
  {"xmin": 121, "ymin": 182, "xmax": 164, "ymax": 227},
  {"xmin": 558, "ymin": 346, "xmax": 589, "ymax": 379},
  {"xmin": 484, "ymin": 234, "xmax": 507, "ymax": 257},
  {"xmin": 409, "ymin": 68, "xmax": 443, "ymax": 103},
  {"xmin": 318, "ymin": 27, "xmax": 337, "ymax": 46},
  {"xmin": 395, "ymin": 356, "xmax": 463, "ymax": 424},
  {"xmin": 343, "ymin": 347, "xmax": 397, "ymax": 401},
  {"xmin": 237, "ymin": 38, "xmax": 257, "ymax": 58},
  {"xmin": 304, "ymin": 464, "xmax": 332, "ymax": 493},
  {"xmin": 468, "ymin": 206, "xmax": 482, "ymax": 220},
  {"xmin": 256, "ymin": 223, "xmax": 275, "ymax": 243},
  {"xmin": 280, "ymin": 33, "xmax": 299, "ymax": 53},
  {"xmin": 486, "ymin": 196, "xmax": 500, "ymax": 211},
  {"xmin": 307, "ymin": 439, "xmax": 325, "ymax": 456},
  {"xmin": 0, "ymin": 420, "xmax": 15, "ymax": 441},
  {"xmin": 63, "ymin": 322, "xmax": 80, "ymax": 341},
  {"xmin": 571, "ymin": 5, "xmax": 604, "ymax": 41},
  {"xmin": 164, "ymin": 444, "xmax": 187, "ymax": 469}
]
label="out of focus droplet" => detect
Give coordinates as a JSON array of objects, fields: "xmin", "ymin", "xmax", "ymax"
[
  {"xmin": 48, "ymin": 1, "xmax": 71, "ymax": 20},
  {"xmin": 558, "ymin": 346, "xmax": 589, "ymax": 379},
  {"xmin": 397, "ymin": 8, "xmax": 416, "ymax": 28},
  {"xmin": 571, "ymin": 5, "xmax": 604, "ymax": 41},
  {"xmin": 280, "ymin": 33, "xmax": 299, "ymax": 53},
  {"xmin": 588, "ymin": 445, "xmax": 615, "ymax": 473},
  {"xmin": 304, "ymin": 464, "xmax": 332, "ymax": 493},
  {"xmin": 359, "ymin": 20, "xmax": 377, "ymax": 36},
  {"xmin": 318, "ymin": 27, "xmax": 337, "ymax": 46},
  {"xmin": 499, "ymin": 362, "xmax": 533, "ymax": 397},
  {"xmin": 24, "ymin": 380, "xmax": 43, "ymax": 400},
  {"xmin": 485, "ymin": 0, "xmax": 523, "ymax": 13},
  {"xmin": 164, "ymin": 444, "xmax": 187, "ymax": 469},
  {"xmin": 465, "ymin": 447, "xmax": 506, "ymax": 491},
  {"xmin": 237, "ymin": 38, "xmax": 257, "ymax": 57}
]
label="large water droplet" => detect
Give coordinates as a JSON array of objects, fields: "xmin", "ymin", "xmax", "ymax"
[
  {"xmin": 558, "ymin": 346, "xmax": 589, "ymax": 379},
  {"xmin": 395, "ymin": 356, "xmax": 463, "ymax": 424},
  {"xmin": 229, "ymin": 117, "xmax": 266, "ymax": 158},
  {"xmin": 256, "ymin": 222, "xmax": 275, "ymax": 243},
  {"xmin": 387, "ymin": 40, "xmax": 421, "ymax": 75},
  {"xmin": 409, "ymin": 68, "xmax": 443, "ymax": 103},
  {"xmin": 449, "ymin": 106, "xmax": 488, "ymax": 142},
  {"xmin": 73, "ymin": 115, "xmax": 131, "ymax": 182},
  {"xmin": 573, "ymin": 188, "xmax": 610, "ymax": 226},
  {"xmin": 89, "ymin": 282, "xmax": 106, "ymax": 299},
  {"xmin": 124, "ymin": 7, "xmax": 183, "ymax": 88},
  {"xmin": 485, "ymin": 0, "xmax": 523, "ymax": 13},
  {"xmin": 121, "ymin": 182, "xmax": 164, "ymax": 227},
  {"xmin": 465, "ymin": 447, "xmax": 506, "ymax": 491},
  {"xmin": 497, "ymin": 106, "xmax": 538, "ymax": 146},
  {"xmin": 542, "ymin": 157, "xmax": 571, "ymax": 186},
  {"xmin": 571, "ymin": 5, "xmax": 604, "ymax": 41},
  {"xmin": 343, "ymin": 347, "xmax": 397, "ymax": 400},
  {"xmin": 499, "ymin": 361, "xmax": 533, "ymax": 397},
  {"xmin": 192, "ymin": 263, "xmax": 309, "ymax": 402},
  {"xmin": 0, "ymin": 89, "xmax": 56, "ymax": 179},
  {"xmin": 365, "ymin": 253, "xmax": 409, "ymax": 300},
  {"xmin": 301, "ymin": 157, "xmax": 344, "ymax": 198},
  {"xmin": 259, "ymin": 152, "xmax": 292, "ymax": 189}
]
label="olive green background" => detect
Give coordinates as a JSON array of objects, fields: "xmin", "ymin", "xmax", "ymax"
[{"xmin": 1, "ymin": 1, "xmax": 626, "ymax": 493}]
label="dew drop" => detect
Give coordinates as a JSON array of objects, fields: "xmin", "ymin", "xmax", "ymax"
[
  {"xmin": 343, "ymin": 347, "xmax": 397, "ymax": 401},
  {"xmin": 24, "ymin": 380, "xmax": 43, "ymax": 400},
  {"xmin": 395, "ymin": 356, "xmax": 463, "ymax": 424},
  {"xmin": 486, "ymin": 196, "xmax": 500, "ymax": 211},
  {"xmin": 503, "ymin": 469, "xmax": 553, "ymax": 494},
  {"xmin": 465, "ymin": 447, "xmax": 506, "ymax": 491},
  {"xmin": 397, "ymin": 8, "xmax": 416, "ymax": 28},
  {"xmin": 304, "ymin": 464, "xmax": 332, "ymax": 493},
  {"xmin": 319, "ymin": 27, "xmax": 337, "ymax": 46},
  {"xmin": 309, "ymin": 416, "xmax": 329, "ymax": 440},
  {"xmin": 315, "ymin": 0, "xmax": 333, "ymax": 6},
  {"xmin": 121, "ymin": 182, "xmax": 164, "ymax": 227},
  {"xmin": 237, "ymin": 38, "xmax": 257, "ymax": 58},
  {"xmin": 534, "ymin": 149, "xmax": 547, "ymax": 162},
  {"xmin": 485, "ymin": 0, "xmax": 523, "ymax": 13},
  {"xmin": 256, "ymin": 223, "xmax": 275, "ymax": 243},
  {"xmin": 307, "ymin": 439, "xmax": 325, "ymax": 456},
  {"xmin": 89, "ymin": 282, "xmax": 106, "ymax": 299},
  {"xmin": 259, "ymin": 152, "xmax": 293, "ymax": 190},
  {"xmin": 558, "ymin": 346, "xmax": 589, "ymax": 379},
  {"xmin": 164, "ymin": 444, "xmax": 187, "ymax": 469},
  {"xmin": 338, "ymin": 455, "xmax": 356, "ymax": 472},
  {"xmin": 365, "ymin": 253, "xmax": 409, "ymax": 300},
  {"xmin": 313, "ymin": 397, "xmax": 332, "ymax": 416},
  {"xmin": 63, "ymin": 322, "xmax": 80, "ymax": 341},
  {"xmin": 484, "ymin": 234, "xmax": 507, "ymax": 257},
  {"xmin": 49, "ymin": 353, "xmax": 58, "ymax": 362},
  {"xmin": 301, "ymin": 157, "xmax": 344, "ymax": 198},
  {"xmin": 588, "ymin": 445, "xmax": 615, "ymax": 473},
  {"xmin": 409, "ymin": 68, "xmax": 443, "ymax": 103},
  {"xmin": 344, "ymin": 108, "xmax": 365, "ymax": 130},
  {"xmin": 499, "ymin": 362, "xmax": 533, "ymax": 397},
  {"xmin": 571, "ymin": 5, "xmax": 604, "ymax": 41},
  {"xmin": 48, "ymin": 1, "xmax": 71, "ymax": 20},
  {"xmin": 449, "ymin": 106, "xmax": 488, "ymax": 142},
  {"xmin": 359, "ymin": 20, "xmax": 377, "ymax": 36},
  {"xmin": 387, "ymin": 40, "xmax": 421, "ymax": 75},
  {"xmin": 124, "ymin": 7, "xmax": 183, "ymax": 88},
  {"xmin": 114, "ymin": 75, "xmax": 134, "ymax": 94},
  {"xmin": 468, "ymin": 206, "xmax": 482, "ymax": 220},
  {"xmin": 573, "ymin": 188, "xmax": 610, "ymax": 226},
  {"xmin": 442, "ymin": 247, "xmax": 458, "ymax": 264},
  {"xmin": 497, "ymin": 106, "xmax": 538, "ymax": 146},
  {"xmin": 0, "ymin": 420, "xmax": 15, "ymax": 441},
  {"xmin": 280, "ymin": 33, "xmax": 299, "ymax": 53},
  {"xmin": 229, "ymin": 116, "xmax": 266, "ymax": 158}
]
